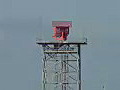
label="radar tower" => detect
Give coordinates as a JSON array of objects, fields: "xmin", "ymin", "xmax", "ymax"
[{"xmin": 36, "ymin": 21, "xmax": 87, "ymax": 90}]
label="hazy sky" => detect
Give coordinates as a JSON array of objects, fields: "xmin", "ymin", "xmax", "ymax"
[{"xmin": 0, "ymin": 0, "xmax": 120, "ymax": 90}]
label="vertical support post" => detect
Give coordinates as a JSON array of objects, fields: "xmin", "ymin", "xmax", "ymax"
[
  {"xmin": 78, "ymin": 45, "xmax": 81, "ymax": 90},
  {"xmin": 42, "ymin": 45, "xmax": 46, "ymax": 90}
]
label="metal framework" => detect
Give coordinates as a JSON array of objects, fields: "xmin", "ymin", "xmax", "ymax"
[{"xmin": 37, "ymin": 41, "xmax": 87, "ymax": 90}]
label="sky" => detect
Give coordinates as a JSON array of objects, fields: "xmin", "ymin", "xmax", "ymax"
[{"xmin": 0, "ymin": 0, "xmax": 120, "ymax": 90}]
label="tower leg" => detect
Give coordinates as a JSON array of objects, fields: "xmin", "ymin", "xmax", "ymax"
[{"xmin": 78, "ymin": 45, "xmax": 81, "ymax": 90}]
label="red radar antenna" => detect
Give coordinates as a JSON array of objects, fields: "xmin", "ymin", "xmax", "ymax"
[{"xmin": 52, "ymin": 21, "xmax": 72, "ymax": 41}]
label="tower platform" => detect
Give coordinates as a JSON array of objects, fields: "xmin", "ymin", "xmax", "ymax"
[{"xmin": 36, "ymin": 41, "xmax": 87, "ymax": 45}]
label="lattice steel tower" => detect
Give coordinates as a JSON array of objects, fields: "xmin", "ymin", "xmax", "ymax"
[{"xmin": 36, "ymin": 21, "xmax": 87, "ymax": 90}]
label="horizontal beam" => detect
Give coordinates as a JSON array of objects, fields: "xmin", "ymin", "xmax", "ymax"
[
  {"xmin": 44, "ymin": 50, "xmax": 77, "ymax": 54},
  {"xmin": 36, "ymin": 41, "xmax": 87, "ymax": 45},
  {"xmin": 45, "ymin": 83, "xmax": 77, "ymax": 84},
  {"xmin": 44, "ymin": 71, "xmax": 77, "ymax": 73},
  {"xmin": 45, "ymin": 60, "xmax": 77, "ymax": 61}
]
